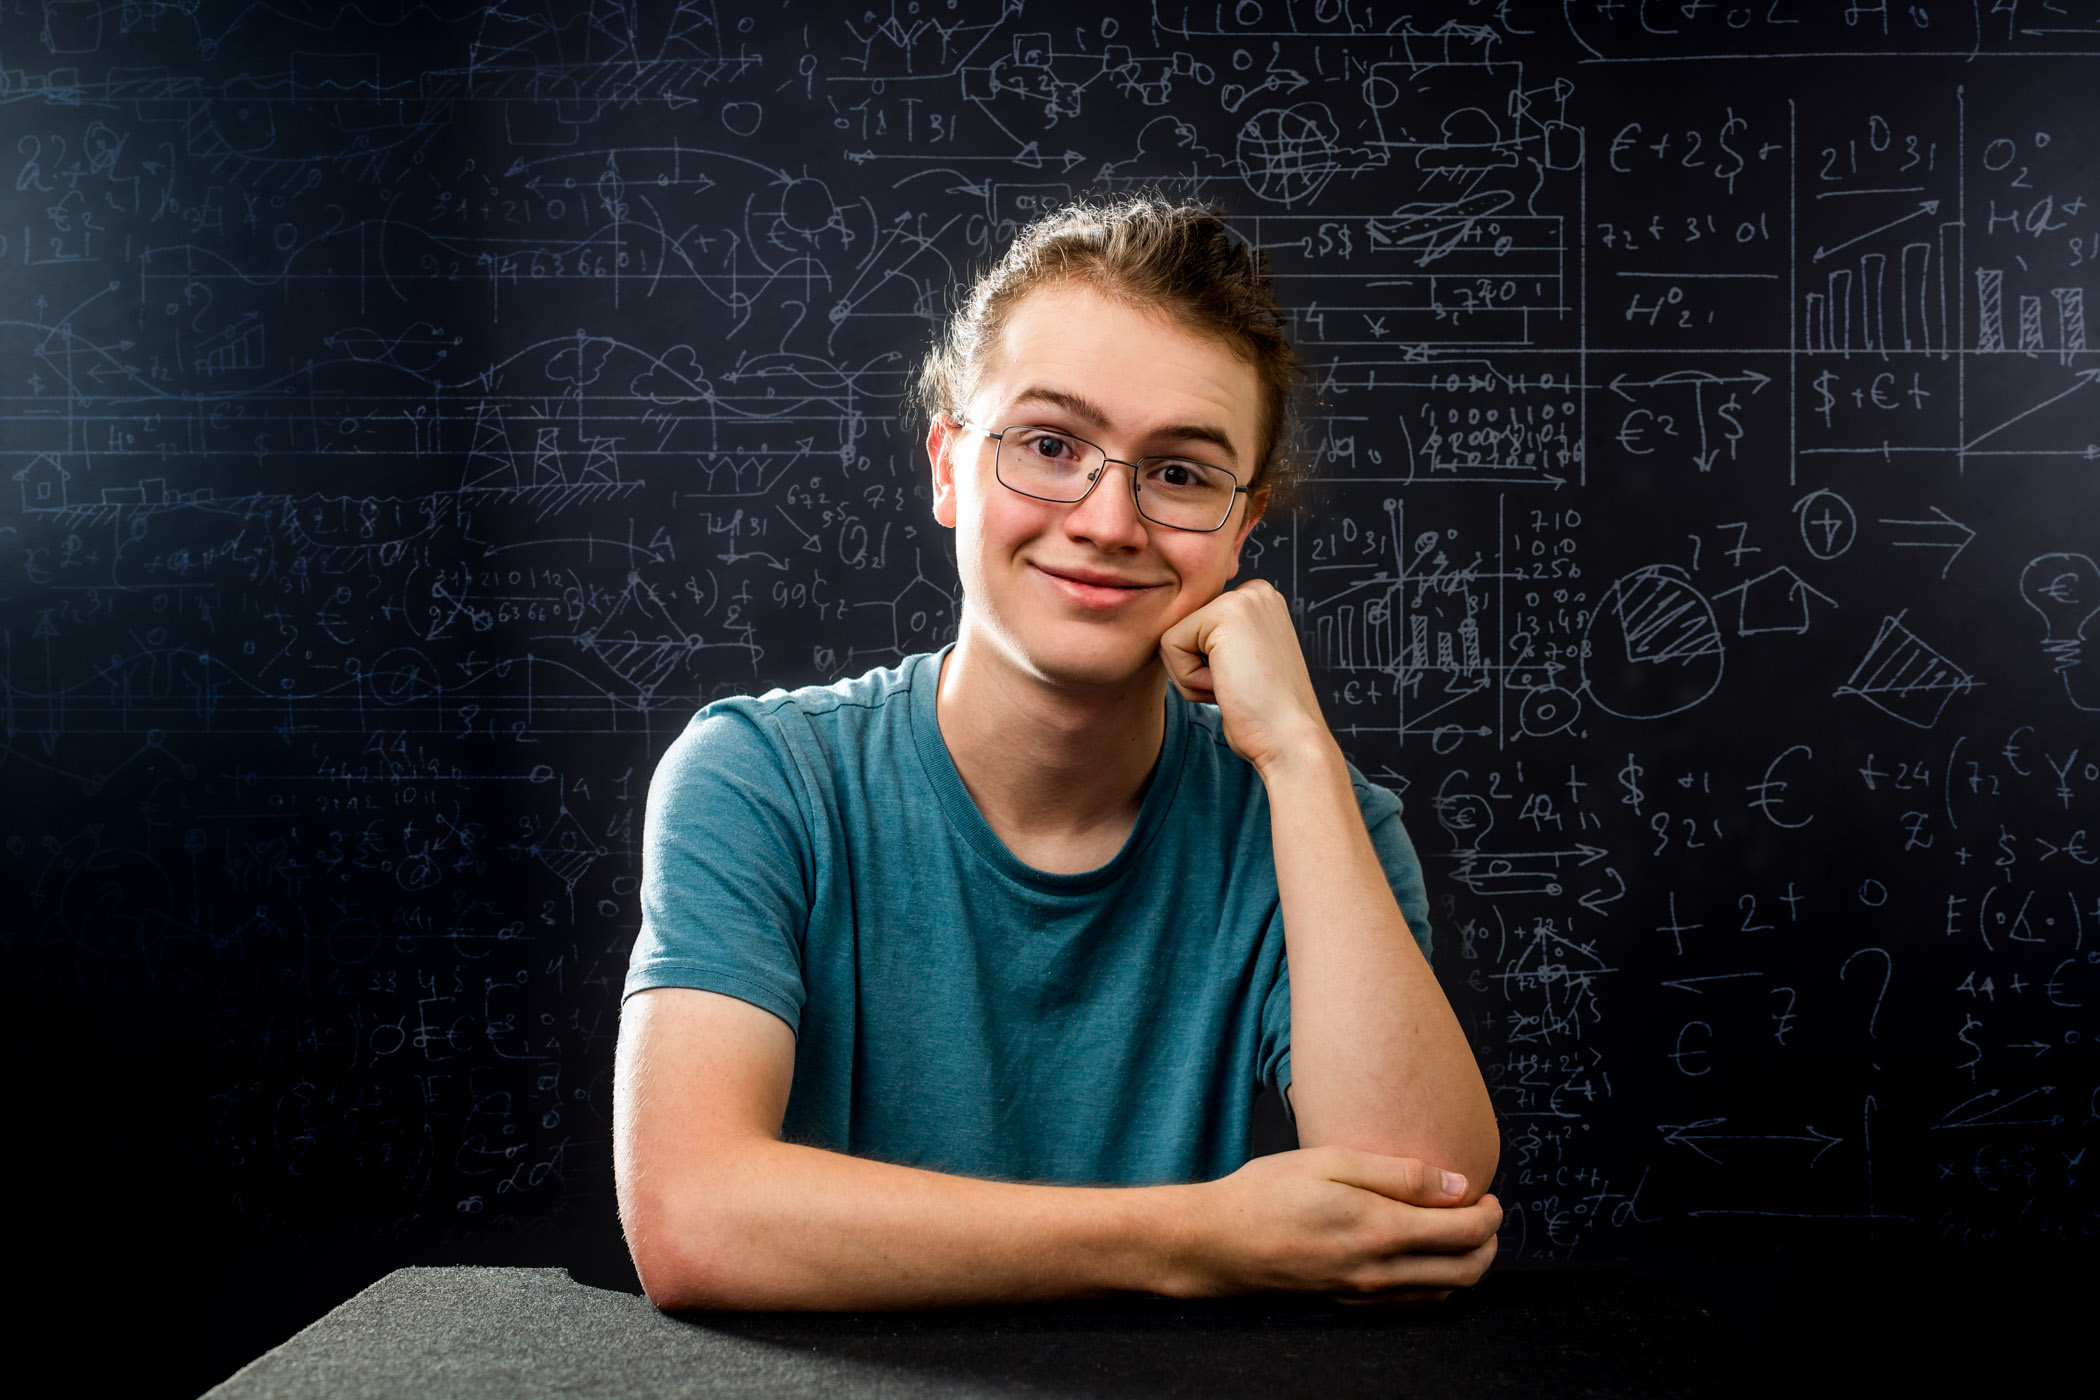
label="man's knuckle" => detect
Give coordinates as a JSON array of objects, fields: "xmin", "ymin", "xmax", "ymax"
[{"xmin": 1340, "ymin": 1265, "xmax": 1387, "ymax": 1296}]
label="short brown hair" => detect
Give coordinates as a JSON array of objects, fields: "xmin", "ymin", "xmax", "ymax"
[{"xmin": 914, "ymin": 194, "xmax": 1306, "ymax": 507}]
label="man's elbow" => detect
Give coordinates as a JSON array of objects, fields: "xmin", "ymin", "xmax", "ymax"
[
  {"xmin": 623, "ymin": 1191, "xmax": 741, "ymax": 1313},
  {"xmin": 1291, "ymin": 1086, "xmax": 1502, "ymax": 1200},
  {"xmin": 626, "ymin": 1210, "xmax": 695, "ymax": 1311},
  {"xmin": 1437, "ymin": 1083, "xmax": 1502, "ymax": 1204},
  {"xmin": 1456, "ymin": 1123, "xmax": 1501, "ymax": 1206}
]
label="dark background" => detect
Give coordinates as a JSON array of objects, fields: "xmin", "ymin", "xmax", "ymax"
[{"xmin": 2, "ymin": 2, "xmax": 2094, "ymax": 1392}]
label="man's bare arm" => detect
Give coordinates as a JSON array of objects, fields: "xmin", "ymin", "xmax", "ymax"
[
  {"xmin": 617, "ymin": 986, "xmax": 1186, "ymax": 1308},
  {"xmin": 1159, "ymin": 581, "xmax": 1500, "ymax": 1200},
  {"xmin": 1263, "ymin": 738, "xmax": 1501, "ymax": 1198},
  {"xmin": 615, "ymin": 987, "xmax": 1500, "ymax": 1310}
]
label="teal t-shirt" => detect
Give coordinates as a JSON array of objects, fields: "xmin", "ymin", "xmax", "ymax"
[{"xmin": 624, "ymin": 646, "xmax": 1432, "ymax": 1187}]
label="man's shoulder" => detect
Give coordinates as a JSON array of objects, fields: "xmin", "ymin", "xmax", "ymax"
[
  {"xmin": 688, "ymin": 652, "xmax": 929, "ymax": 736},
  {"xmin": 657, "ymin": 652, "xmax": 934, "ymax": 792}
]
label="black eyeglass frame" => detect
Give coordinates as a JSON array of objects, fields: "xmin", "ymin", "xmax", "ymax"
[{"xmin": 947, "ymin": 414, "xmax": 1254, "ymax": 534}]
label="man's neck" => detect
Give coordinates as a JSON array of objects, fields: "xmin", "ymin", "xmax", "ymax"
[{"xmin": 935, "ymin": 631, "xmax": 1167, "ymax": 873}]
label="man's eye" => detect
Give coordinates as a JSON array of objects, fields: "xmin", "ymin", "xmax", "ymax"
[{"xmin": 1148, "ymin": 460, "xmax": 1216, "ymax": 489}]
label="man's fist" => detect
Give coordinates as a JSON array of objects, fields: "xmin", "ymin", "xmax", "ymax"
[{"xmin": 1157, "ymin": 580, "xmax": 1331, "ymax": 776}]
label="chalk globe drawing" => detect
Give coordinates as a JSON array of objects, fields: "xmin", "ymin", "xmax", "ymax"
[
  {"xmin": 1518, "ymin": 684, "xmax": 1584, "ymax": 737},
  {"xmin": 1580, "ymin": 565, "xmax": 1726, "ymax": 719},
  {"xmin": 1237, "ymin": 104, "xmax": 1340, "ymax": 206}
]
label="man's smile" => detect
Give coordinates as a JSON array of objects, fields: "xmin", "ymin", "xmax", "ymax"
[{"xmin": 1029, "ymin": 561, "xmax": 1165, "ymax": 610}]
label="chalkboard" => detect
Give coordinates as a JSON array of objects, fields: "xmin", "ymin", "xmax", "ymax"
[{"xmin": 3, "ymin": 1, "xmax": 2095, "ymax": 1389}]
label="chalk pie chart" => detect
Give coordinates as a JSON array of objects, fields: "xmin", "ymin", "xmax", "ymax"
[{"xmin": 1581, "ymin": 565, "xmax": 1726, "ymax": 720}]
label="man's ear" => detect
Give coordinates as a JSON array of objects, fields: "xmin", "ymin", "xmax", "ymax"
[
  {"xmin": 927, "ymin": 414, "xmax": 959, "ymax": 529},
  {"xmin": 1228, "ymin": 485, "xmax": 1270, "ymax": 576}
]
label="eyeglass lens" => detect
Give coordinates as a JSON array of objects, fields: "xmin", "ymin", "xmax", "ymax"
[{"xmin": 994, "ymin": 426, "xmax": 1238, "ymax": 531}]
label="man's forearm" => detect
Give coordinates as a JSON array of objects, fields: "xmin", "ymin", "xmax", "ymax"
[
  {"xmin": 631, "ymin": 1136, "xmax": 1198, "ymax": 1310},
  {"xmin": 1263, "ymin": 739, "xmax": 1499, "ymax": 1194}
]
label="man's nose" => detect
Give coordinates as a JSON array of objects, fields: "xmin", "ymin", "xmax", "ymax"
[{"xmin": 1062, "ymin": 458, "xmax": 1150, "ymax": 547}]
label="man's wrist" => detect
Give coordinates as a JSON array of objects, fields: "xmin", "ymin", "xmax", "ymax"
[
  {"xmin": 1137, "ymin": 1180, "xmax": 1215, "ymax": 1300},
  {"xmin": 1252, "ymin": 725, "xmax": 1346, "ymax": 788}
]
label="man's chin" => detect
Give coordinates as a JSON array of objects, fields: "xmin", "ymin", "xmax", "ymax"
[{"xmin": 1022, "ymin": 628, "xmax": 1168, "ymax": 695}]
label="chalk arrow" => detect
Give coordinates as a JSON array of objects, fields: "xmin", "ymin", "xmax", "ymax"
[
  {"xmin": 1932, "ymin": 1084, "xmax": 2060, "ymax": 1130},
  {"xmin": 1608, "ymin": 368, "xmax": 1772, "ymax": 401},
  {"xmin": 1812, "ymin": 200, "xmax": 1940, "ymax": 262},
  {"xmin": 1577, "ymin": 865, "xmax": 1626, "ymax": 917},
  {"xmin": 1877, "ymin": 506, "xmax": 1976, "ymax": 578},
  {"xmin": 773, "ymin": 507, "xmax": 821, "ymax": 554},
  {"xmin": 1659, "ymin": 971, "xmax": 1763, "ymax": 993},
  {"xmin": 1447, "ymin": 843, "xmax": 1609, "ymax": 867},
  {"xmin": 1660, "ymin": 1118, "xmax": 1845, "ymax": 1167}
]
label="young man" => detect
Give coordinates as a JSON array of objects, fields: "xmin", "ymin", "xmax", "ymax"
[{"xmin": 615, "ymin": 197, "xmax": 1500, "ymax": 1309}]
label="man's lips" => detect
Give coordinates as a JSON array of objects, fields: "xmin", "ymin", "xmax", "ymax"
[
  {"xmin": 1033, "ymin": 563, "xmax": 1160, "ymax": 589},
  {"xmin": 1030, "ymin": 562, "xmax": 1163, "ymax": 607}
]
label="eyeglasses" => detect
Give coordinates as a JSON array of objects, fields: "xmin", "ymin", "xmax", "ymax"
[{"xmin": 949, "ymin": 415, "xmax": 1252, "ymax": 533}]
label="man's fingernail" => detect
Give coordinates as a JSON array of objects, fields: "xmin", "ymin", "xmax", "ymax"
[{"xmin": 1442, "ymin": 1171, "xmax": 1466, "ymax": 1196}]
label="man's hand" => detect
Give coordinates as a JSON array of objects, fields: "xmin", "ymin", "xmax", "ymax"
[
  {"xmin": 1166, "ymin": 1146, "xmax": 1501, "ymax": 1303},
  {"xmin": 1158, "ymin": 579, "xmax": 1330, "ymax": 775}
]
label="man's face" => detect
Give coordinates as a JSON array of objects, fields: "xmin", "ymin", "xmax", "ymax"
[{"xmin": 929, "ymin": 281, "xmax": 1269, "ymax": 692}]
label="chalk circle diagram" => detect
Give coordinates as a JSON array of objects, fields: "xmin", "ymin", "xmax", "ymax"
[
  {"xmin": 367, "ymin": 646, "xmax": 444, "ymax": 706},
  {"xmin": 1795, "ymin": 488, "xmax": 1857, "ymax": 560},
  {"xmin": 1518, "ymin": 684, "xmax": 1584, "ymax": 737},
  {"xmin": 1237, "ymin": 104, "xmax": 1341, "ymax": 206},
  {"xmin": 778, "ymin": 176, "xmax": 837, "ymax": 235},
  {"xmin": 721, "ymin": 101, "xmax": 762, "ymax": 137},
  {"xmin": 1580, "ymin": 565, "xmax": 1726, "ymax": 719}
]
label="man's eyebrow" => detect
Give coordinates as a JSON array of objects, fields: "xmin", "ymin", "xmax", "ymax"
[{"xmin": 1009, "ymin": 386, "xmax": 1242, "ymax": 465}]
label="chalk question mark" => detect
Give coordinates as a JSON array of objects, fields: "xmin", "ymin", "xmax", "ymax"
[{"xmin": 1840, "ymin": 947, "xmax": 1893, "ymax": 1067}]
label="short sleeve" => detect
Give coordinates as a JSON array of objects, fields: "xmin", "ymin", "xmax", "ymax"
[
  {"xmin": 1257, "ymin": 772, "xmax": 1435, "ymax": 1098},
  {"xmin": 624, "ymin": 705, "xmax": 813, "ymax": 1033},
  {"xmin": 1360, "ymin": 779, "xmax": 1433, "ymax": 962}
]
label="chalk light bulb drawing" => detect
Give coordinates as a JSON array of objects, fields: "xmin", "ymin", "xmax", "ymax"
[{"xmin": 2018, "ymin": 553, "xmax": 2100, "ymax": 712}]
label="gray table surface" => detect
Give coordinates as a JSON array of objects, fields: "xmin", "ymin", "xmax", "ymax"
[{"xmin": 200, "ymin": 1264, "xmax": 1745, "ymax": 1399}]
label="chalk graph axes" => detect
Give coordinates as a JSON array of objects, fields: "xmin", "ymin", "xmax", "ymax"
[
  {"xmin": 1801, "ymin": 369, "xmax": 2100, "ymax": 467},
  {"xmin": 1960, "ymin": 367, "xmax": 2100, "ymax": 454}
]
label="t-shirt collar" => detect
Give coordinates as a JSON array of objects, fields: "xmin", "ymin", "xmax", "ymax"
[{"xmin": 907, "ymin": 644, "xmax": 1188, "ymax": 894}]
